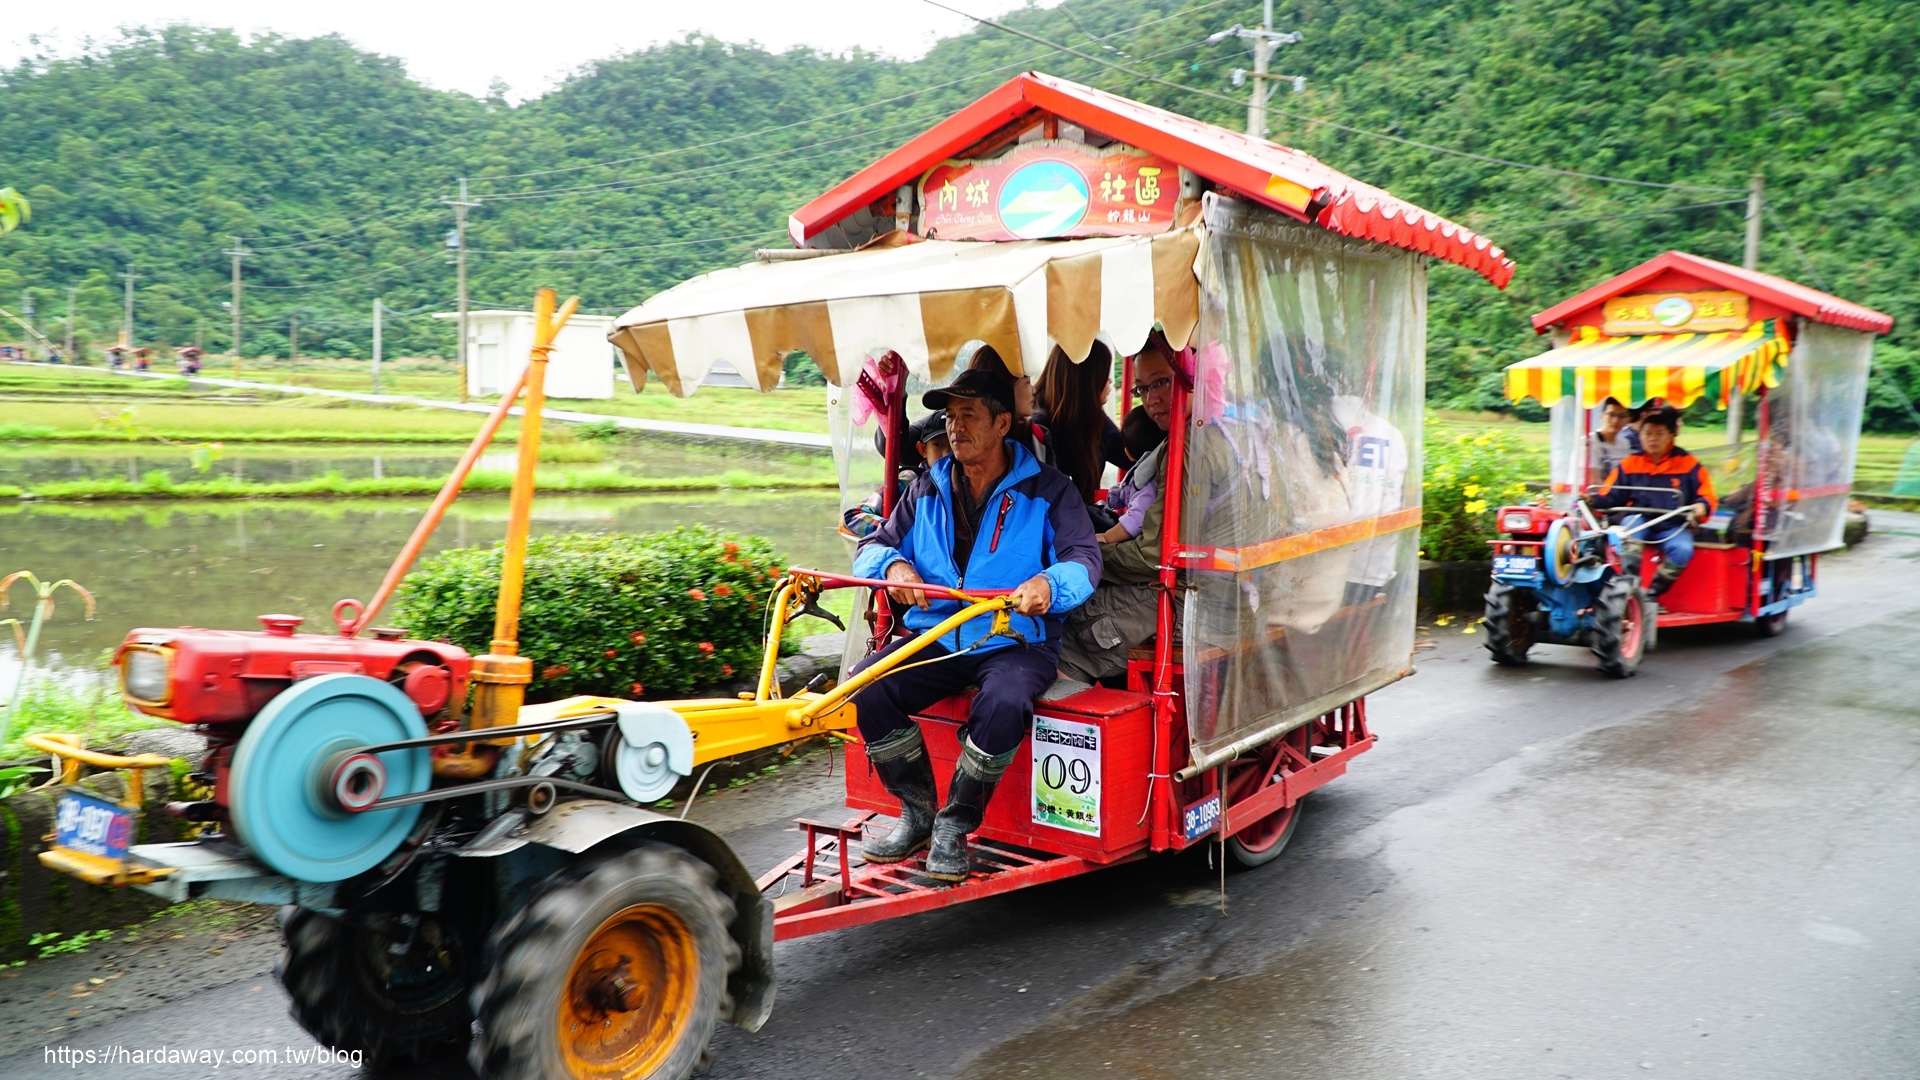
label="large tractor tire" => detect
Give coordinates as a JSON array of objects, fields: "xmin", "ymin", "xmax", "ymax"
[
  {"xmin": 469, "ymin": 844, "xmax": 739, "ymax": 1080},
  {"xmin": 1481, "ymin": 583, "xmax": 1536, "ymax": 666},
  {"xmin": 275, "ymin": 907, "xmax": 473, "ymax": 1069},
  {"xmin": 1590, "ymin": 575, "xmax": 1649, "ymax": 679}
]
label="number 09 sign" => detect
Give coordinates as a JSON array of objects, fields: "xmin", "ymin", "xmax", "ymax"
[{"xmin": 1031, "ymin": 717, "xmax": 1100, "ymax": 836}]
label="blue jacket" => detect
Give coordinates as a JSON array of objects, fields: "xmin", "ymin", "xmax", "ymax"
[{"xmin": 853, "ymin": 439, "xmax": 1100, "ymax": 653}]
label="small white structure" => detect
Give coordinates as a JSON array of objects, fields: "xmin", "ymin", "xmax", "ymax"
[{"xmin": 435, "ymin": 309, "xmax": 617, "ymax": 400}]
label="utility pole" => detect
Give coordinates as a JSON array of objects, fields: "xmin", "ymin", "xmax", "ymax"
[
  {"xmin": 224, "ymin": 237, "xmax": 247, "ymax": 377},
  {"xmin": 289, "ymin": 313, "xmax": 299, "ymax": 387},
  {"xmin": 1209, "ymin": 0, "xmax": 1302, "ymax": 139},
  {"xmin": 64, "ymin": 284, "xmax": 76, "ymax": 365},
  {"xmin": 121, "ymin": 266, "xmax": 136, "ymax": 351},
  {"xmin": 20, "ymin": 291, "xmax": 33, "ymax": 361},
  {"xmin": 1726, "ymin": 173, "xmax": 1764, "ymax": 444},
  {"xmin": 445, "ymin": 179, "xmax": 480, "ymax": 403},
  {"xmin": 372, "ymin": 298, "xmax": 384, "ymax": 394}
]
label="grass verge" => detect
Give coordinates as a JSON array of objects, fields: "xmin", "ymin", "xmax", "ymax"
[
  {"xmin": 1, "ymin": 678, "xmax": 161, "ymax": 762},
  {"xmin": 15, "ymin": 467, "xmax": 838, "ymax": 502}
]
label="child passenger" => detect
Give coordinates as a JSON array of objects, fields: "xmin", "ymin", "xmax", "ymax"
[{"xmin": 1096, "ymin": 407, "xmax": 1166, "ymax": 544}]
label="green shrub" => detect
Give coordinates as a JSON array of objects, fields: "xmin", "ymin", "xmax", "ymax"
[
  {"xmin": 0, "ymin": 423, "xmax": 55, "ymax": 440},
  {"xmin": 1420, "ymin": 413, "xmax": 1539, "ymax": 563},
  {"xmin": 574, "ymin": 420, "xmax": 622, "ymax": 441},
  {"xmin": 394, "ymin": 527, "xmax": 787, "ymax": 701},
  {"xmin": 2, "ymin": 677, "xmax": 161, "ymax": 761}
]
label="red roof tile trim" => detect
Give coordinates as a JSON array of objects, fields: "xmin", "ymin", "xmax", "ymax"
[
  {"xmin": 1531, "ymin": 250, "xmax": 1892, "ymax": 335},
  {"xmin": 788, "ymin": 72, "xmax": 1515, "ymax": 289}
]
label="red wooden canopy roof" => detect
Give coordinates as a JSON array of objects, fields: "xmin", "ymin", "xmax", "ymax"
[
  {"xmin": 787, "ymin": 72, "xmax": 1515, "ymax": 288},
  {"xmin": 1531, "ymin": 250, "xmax": 1893, "ymax": 335}
]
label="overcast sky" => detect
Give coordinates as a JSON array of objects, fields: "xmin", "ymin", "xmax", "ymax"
[{"xmin": 1, "ymin": 0, "xmax": 1063, "ymax": 100}]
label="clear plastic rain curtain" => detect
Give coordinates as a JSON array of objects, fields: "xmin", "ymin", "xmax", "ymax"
[
  {"xmin": 1181, "ymin": 198, "xmax": 1425, "ymax": 760},
  {"xmin": 1758, "ymin": 321, "xmax": 1873, "ymax": 557}
]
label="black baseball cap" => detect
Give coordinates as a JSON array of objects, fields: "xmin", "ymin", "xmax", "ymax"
[
  {"xmin": 923, "ymin": 367, "xmax": 1016, "ymax": 415},
  {"xmin": 909, "ymin": 410, "xmax": 949, "ymax": 444}
]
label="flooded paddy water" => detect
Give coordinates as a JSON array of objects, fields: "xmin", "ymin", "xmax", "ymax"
[{"xmin": 0, "ymin": 435, "xmax": 848, "ymax": 679}]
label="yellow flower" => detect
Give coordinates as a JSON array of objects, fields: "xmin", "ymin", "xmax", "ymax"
[
  {"xmin": 1462, "ymin": 483, "xmax": 1483, "ymax": 498},
  {"xmin": 1506, "ymin": 482, "xmax": 1527, "ymax": 495},
  {"xmin": 1474, "ymin": 435, "xmax": 1492, "ymax": 446},
  {"xmin": 1464, "ymin": 499, "xmax": 1488, "ymax": 514}
]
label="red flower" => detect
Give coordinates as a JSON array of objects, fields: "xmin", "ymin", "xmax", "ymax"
[
  {"xmin": 724, "ymin": 542, "xmax": 740, "ymax": 555},
  {"xmin": 721, "ymin": 664, "xmax": 734, "ymax": 677},
  {"xmin": 713, "ymin": 583, "xmax": 733, "ymax": 597},
  {"xmin": 687, "ymin": 588, "xmax": 707, "ymax": 601},
  {"xmin": 629, "ymin": 631, "xmax": 647, "ymax": 646},
  {"xmin": 605, "ymin": 649, "xmax": 619, "ymax": 658},
  {"xmin": 698, "ymin": 642, "xmax": 715, "ymax": 654},
  {"xmin": 542, "ymin": 664, "xmax": 570, "ymax": 679},
  {"xmin": 631, "ymin": 682, "xmax": 645, "ymax": 695}
]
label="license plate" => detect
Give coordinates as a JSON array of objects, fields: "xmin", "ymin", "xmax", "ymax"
[
  {"xmin": 1493, "ymin": 554, "xmax": 1540, "ymax": 577},
  {"xmin": 54, "ymin": 790, "xmax": 136, "ymax": 861},
  {"xmin": 1182, "ymin": 795, "xmax": 1221, "ymax": 841}
]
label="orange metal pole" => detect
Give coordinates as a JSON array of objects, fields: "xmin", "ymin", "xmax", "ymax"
[
  {"xmin": 469, "ymin": 289, "xmax": 579, "ymax": 730},
  {"xmin": 345, "ymin": 365, "xmax": 532, "ymax": 636}
]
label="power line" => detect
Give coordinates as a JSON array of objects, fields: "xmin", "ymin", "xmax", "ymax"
[
  {"xmin": 465, "ymin": 229, "xmax": 780, "ymax": 256},
  {"xmin": 923, "ymin": 0, "xmax": 1748, "ymax": 195},
  {"xmin": 1497, "ymin": 198, "xmax": 1746, "ymax": 233},
  {"xmin": 243, "ymin": 204, "xmax": 444, "ymax": 252},
  {"xmin": 1763, "ymin": 204, "xmax": 1831, "ymax": 293},
  {"xmin": 464, "ymin": 0, "xmax": 1236, "ymax": 189},
  {"xmin": 245, "ymin": 250, "xmax": 448, "ymax": 291}
]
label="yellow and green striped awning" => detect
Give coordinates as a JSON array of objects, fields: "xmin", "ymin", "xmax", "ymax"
[{"xmin": 1504, "ymin": 319, "xmax": 1790, "ymax": 409}]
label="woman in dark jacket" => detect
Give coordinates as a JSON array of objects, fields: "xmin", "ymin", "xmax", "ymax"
[{"xmin": 1031, "ymin": 341, "xmax": 1128, "ymax": 506}]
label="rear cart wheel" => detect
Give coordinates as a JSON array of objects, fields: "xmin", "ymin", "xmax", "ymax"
[
  {"xmin": 1481, "ymin": 583, "xmax": 1536, "ymax": 666},
  {"xmin": 276, "ymin": 907, "xmax": 472, "ymax": 1069},
  {"xmin": 469, "ymin": 844, "xmax": 738, "ymax": 1080},
  {"xmin": 1222, "ymin": 730, "xmax": 1308, "ymax": 870},
  {"xmin": 1590, "ymin": 575, "xmax": 1649, "ymax": 679},
  {"xmin": 1754, "ymin": 609, "xmax": 1789, "ymax": 637}
]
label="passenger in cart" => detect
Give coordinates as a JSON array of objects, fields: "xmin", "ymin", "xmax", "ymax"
[
  {"xmin": 1091, "ymin": 406, "xmax": 1165, "ymax": 543},
  {"xmin": 1588, "ymin": 397, "xmax": 1642, "ymax": 481},
  {"xmin": 1589, "ymin": 406, "xmax": 1717, "ymax": 598},
  {"xmin": 847, "ymin": 366, "xmax": 1100, "ymax": 882}
]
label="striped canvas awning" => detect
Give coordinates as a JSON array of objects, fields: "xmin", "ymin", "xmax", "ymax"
[
  {"xmin": 1504, "ymin": 320, "xmax": 1791, "ymax": 409},
  {"xmin": 609, "ymin": 229, "xmax": 1202, "ymax": 396}
]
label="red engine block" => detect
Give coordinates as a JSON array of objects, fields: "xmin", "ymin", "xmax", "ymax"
[{"xmin": 114, "ymin": 613, "xmax": 472, "ymax": 726}]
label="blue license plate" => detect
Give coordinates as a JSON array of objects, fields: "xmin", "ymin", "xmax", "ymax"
[
  {"xmin": 1182, "ymin": 795, "xmax": 1221, "ymax": 841},
  {"xmin": 54, "ymin": 790, "xmax": 135, "ymax": 861},
  {"xmin": 1493, "ymin": 554, "xmax": 1540, "ymax": 577}
]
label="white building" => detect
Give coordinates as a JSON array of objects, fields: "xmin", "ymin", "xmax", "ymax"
[{"xmin": 435, "ymin": 309, "xmax": 618, "ymax": 400}]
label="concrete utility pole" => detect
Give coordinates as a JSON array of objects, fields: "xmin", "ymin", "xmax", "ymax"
[
  {"xmin": 445, "ymin": 179, "xmax": 480, "ymax": 403},
  {"xmin": 1726, "ymin": 173, "xmax": 1764, "ymax": 443},
  {"xmin": 121, "ymin": 266, "xmax": 136, "ymax": 350},
  {"xmin": 20, "ymin": 291, "xmax": 33, "ymax": 361},
  {"xmin": 225, "ymin": 237, "xmax": 247, "ymax": 374},
  {"xmin": 1209, "ymin": 0, "xmax": 1302, "ymax": 139},
  {"xmin": 289, "ymin": 313, "xmax": 299, "ymax": 386},
  {"xmin": 64, "ymin": 284, "xmax": 76, "ymax": 364},
  {"xmin": 372, "ymin": 298, "xmax": 384, "ymax": 394}
]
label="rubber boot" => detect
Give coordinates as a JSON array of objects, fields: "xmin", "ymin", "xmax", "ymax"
[
  {"xmin": 860, "ymin": 726, "xmax": 936, "ymax": 864},
  {"xmin": 924, "ymin": 736, "xmax": 1014, "ymax": 883},
  {"xmin": 1650, "ymin": 558, "xmax": 1684, "ymax": 598}
]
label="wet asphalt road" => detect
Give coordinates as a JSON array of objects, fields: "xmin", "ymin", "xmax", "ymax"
[{"xmin": 6, "ymin": 513, "xmax": 1917, "ymax": 1080}]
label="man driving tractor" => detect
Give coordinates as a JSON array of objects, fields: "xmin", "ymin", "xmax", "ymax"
[
  {"xmin": 1588, "ymin": 405, "xmax": 1717, "ymax": 599},
  {"xmin": 848, "ymin": 365, "xmax": 1101, "ymax": 882}
]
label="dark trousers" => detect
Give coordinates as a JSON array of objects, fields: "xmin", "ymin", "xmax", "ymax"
[{"xmin": 850, "ymin": 636, "xmax": 1059, "ymax": 756}]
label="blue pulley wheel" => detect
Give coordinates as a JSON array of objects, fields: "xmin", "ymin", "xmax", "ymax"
[
  {"xmin": 229, "ymin": 673, "xmax": 430, "ymax": 883},
  {"xmin": 1543, "ymin": 518, "xmax": 1578, "ymax": 587}
]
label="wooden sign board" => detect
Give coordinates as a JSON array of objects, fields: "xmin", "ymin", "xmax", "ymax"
[
  {"xmin": 1602, "ymin": 290, "xmax": 1750, "ymax": 336},
  {"xmin": 918, "ymin": 140, "xmax": 1176, "ymax": 242}
]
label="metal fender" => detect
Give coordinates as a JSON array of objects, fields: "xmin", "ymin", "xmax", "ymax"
[{"xmin": 519, "ymin": 799, "xmax": 775, "ymax": 1033}]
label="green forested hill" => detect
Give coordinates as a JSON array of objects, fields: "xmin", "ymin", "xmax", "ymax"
[{"xmin": 0, "ymin": 3, "xmax": 1914, "ymax": 427}]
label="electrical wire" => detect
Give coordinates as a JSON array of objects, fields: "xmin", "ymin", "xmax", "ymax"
[
  {"xmin": 1497, "ymin": 198, "xmax": 1746, "ymax": 233},
  {"xmin": 464, "ymin": 0, "xmax": 1237, "ymax": 188},
  {"xmin": 1764, "ymin": 204, "xmax": 1832, "ymax": 293},
  {"xmin": 242, "ymin": 204, "xmax": 447, "ymax": 253},
  {"xmin": 923, "ymin": 0, "xmax": 1749, "ymax": 195},
  {"xmin": 245, "ymin": 250, "xmax": 448, "ymax": 291}
]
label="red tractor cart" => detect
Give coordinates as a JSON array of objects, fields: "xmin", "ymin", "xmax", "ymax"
[
  {"xmin": 1484, "ymin": 251, "xmax": 1890, "ymax": 674},
  {"xmin": 29, "ymin": 74, "xmax": 1512, "ymax": 1080}
]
